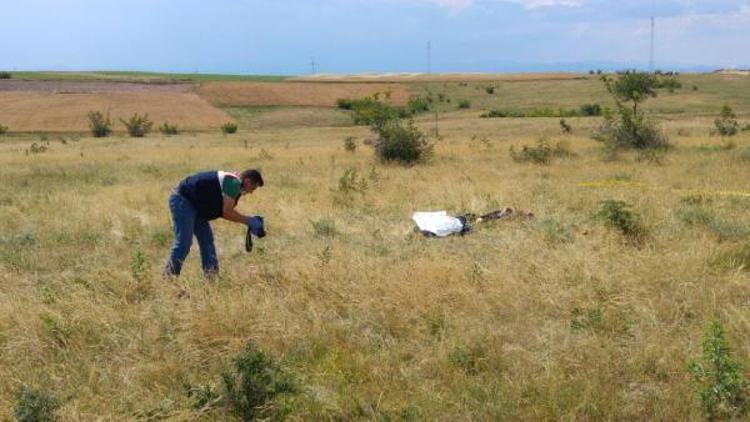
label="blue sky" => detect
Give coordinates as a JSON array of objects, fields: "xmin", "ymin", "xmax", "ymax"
[{"xmin": 2, "ymin": 0, "xmax": 748, "ymax": 74}]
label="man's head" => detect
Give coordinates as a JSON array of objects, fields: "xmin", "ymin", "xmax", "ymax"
[{"xmin": 239, "ymin": 169, "xmax": 264, "ymax": 194}]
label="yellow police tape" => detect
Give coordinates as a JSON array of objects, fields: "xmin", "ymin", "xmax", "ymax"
[{"xmin": 577, "ymin": 179, "xmax": 750, "ymax": 198}]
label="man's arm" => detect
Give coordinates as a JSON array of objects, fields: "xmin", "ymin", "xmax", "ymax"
[{"xmin": 222, "ymin": 195, "xmax": 248, "ymax": 224}]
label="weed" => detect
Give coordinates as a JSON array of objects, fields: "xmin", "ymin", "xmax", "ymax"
[
  {"xmin": 676, "ymin": 205, "xmax": 715, "ymax": 226},
  {"xmin": 184, "ymin": 383, "xmax": 220, "ymax": 410},
  {"xmin": 14, "ymin": 386, "xmax": 60, "ymax": 422},
  {"xmin": 311, "ymin": 218, "xmax": 337, "ymax": 238},
  {"xmin": 714, "ymin": 105, "xmax": 739, "ymax": 137},
  {"xmin": 688, "ymin": 319, "xmax": 749, "ymax": 420},
  {"xmin": 510, "ymin": 137, "xmax": 574, "ymax": 165},
  {"xmin": 343, "ymin": 136, "xmax": 357, "ymax": 153},
  {"xmin": 130, "ymin": 249, "xmax": 146, "ymax": 283},
  {"xmin": 317, "ymin": 245, "xmax": 333, "ymax": 267},
  {"xmin": 0, "ymin": 124, "xmax": 7, "ymax": 135},
  {"xmin": 221, "ymin": 122, "xmax": 238, "ymax": 134},
  {"xmin": 407, "ymin": 95, "xmax": 431, "ymax": 114},
  {"xmin": 338, "ymin": 168, "xmax": 368, "ymax": 195},
  {"xmin": 711, "ymin": 244, "xmax": 750, "ymax": 271},
  {"xmin": 458, "ymin": 100, "xmax": 471, "ymax": 109},
  {"xmin": 87, "ymin": 110, "xmax": 112, "ymax": 138},
  {"xmin": 120, "ymin": 113, "xmax": 153, "ymax": 137},
  {"xmin": 159, "ymin": 122, "xmax": 178, "ymax": 135},
  {"xmin": 559, "ymin": 119, "xmax": 572, "ymax": 134},
  {"xmin": 596, "ymin": 200, "xmax": 647, "ymax": 244},
  {"xmin": 570, "ymin": 306, "xmax": 603, "ymax": 331},
  {"xmin": 539, "ymin": 218, "xmax": 574, "ymax": 243},
  {"xmin": 373, "ymin": 119, "xmax": 432, "ymax": 165},
  {"xmin": 448, "ymin": 344, "xmax": 487, "ymax": 375},
  {"xmin": 485, "ymin": 86, "xmax": 495, "ymax": 95},
  {"xmin": 221, "ymin": 341, "xmax": 298, "ymax": 421}
]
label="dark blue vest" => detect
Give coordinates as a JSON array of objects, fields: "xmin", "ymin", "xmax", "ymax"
[{"xmin": 177, "ymin": 171, "xmax": 223, "ymax": 220}]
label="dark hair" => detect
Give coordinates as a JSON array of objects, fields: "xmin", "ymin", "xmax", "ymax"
[{"xmin": 240, "ymin": 169, "xmax": 264, "ymax": 187}]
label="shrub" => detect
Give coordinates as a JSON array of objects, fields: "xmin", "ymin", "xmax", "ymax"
[
  {"xmin": 350, "ymin": 97, "xmax": 401, "ymax": 130},
  {"xmin": 0, "ymin": 71, "xmax": 10, "ymax": 79},
  {"xmin": 407, "ymin": 95, "xmax": 431, "ymax": 114},
  {"xmin": 596, "ymin": 200, "xmax": 647, "ymax": 244},
  {"xmin": 221, "ymin": 122, "xmax": 238, "ymax": 134},
  {"xmin": 714, "ymin": 105, "xmax": 739, "ymax": 137},
  {"xmin": 14, "ymin": 387, "xmax": 60, "ymax": 422},
  {"xmin": 373, "ymin": 119, "xmax": 432, "ymax": 165},
  {"xmin": 0, "ymin": 124, "xmax": 8, "ymax": 135},
  {"xmin": 338, "ymin": 168, "xmax": 368, "ymax": 195},
  {"xmin": 222, "ymin": 341, "xmax": 298, "ymax": 421},
  {"xmin": 120, "ymin": 113, "xmax": 153, "ymax": 137},
  {"xmin": 658, "ymin": 76, "xmax": 683, "ymax": 93},
  {"xmin": 742, "ymin": 124, "xmax": 750, "ymax": 132},
  {"xmin": 457, "ymin": 100, "xmax": 471, "ymax": 109},
  {"xmin": 343, "ymin": 136, "xmax": 357, "ymax": 152},
  {"xmin": 579, "ymin": 103, "xmax": 602, "ymax": 116},
  {"xmin": 689, "ymin": 319, "xmax": 749, "ymax": 420},
  {"xmin": 159, "ymin": 122, "xmax": 178, "ymax": 135},
  {"xmin": 87, "ymin": 110, "xmax": 112, "ymax": 138},
  {"xmin": 337, "ymin": 98, "xmax": 355, "ymax": 110},
  {"xmin": 509, "ymin": 137, "xmax": 573, "ymax": 165},
  {"xmin": 485, "ymin": 86, "xmax": 495, "ymax": 94},
  {"xmin": 559, "ymin": 119, "xmax": 572, "ymax": 134}
]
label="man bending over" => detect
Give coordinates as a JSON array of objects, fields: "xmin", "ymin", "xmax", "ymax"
[{"xmin": 164, "ymin": 169, "xmax": 264, "ymax": 277}]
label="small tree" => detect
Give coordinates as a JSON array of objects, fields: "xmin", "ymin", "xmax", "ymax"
[
  {"xmin": 120, "ymin": 113, "xmax": 153, "ymax": 137},
  {"xmin": 87, "ymin": 110, "xmax": 112, "ymax": 138},
  {"xmin": 159, "ymin": 122, "xmax": 178, "ymax": 135},
  {"xmin": 608, "ymin": 72, "xmax": 660, "ymax": 115},
  {"xmin": 715, "ymin": 105, "xmax": 739, "ymax": 137},
  {"xmin": 221, "ymin": 122, "xmax": 238, "ymax": 134}
]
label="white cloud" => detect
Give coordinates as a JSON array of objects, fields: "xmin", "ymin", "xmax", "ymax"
[{"xmin": 519, "ymin": 0, "xmax": 583, "ymax": 9}]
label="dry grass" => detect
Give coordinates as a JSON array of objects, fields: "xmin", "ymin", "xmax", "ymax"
[
  {"xmin": 1, "ymin": 75, "xmax": 750, "ymax": 419},
  {"xmin": 0, "ymin": 91, "xmax": 232, "ymax": 132},
  {"xmin": 197, "ymin": 82, "xmax": 413, "ymax": 107},
  {"xmin": 291, "ymin": 72, "xmax": 588, "ymax": 83}
]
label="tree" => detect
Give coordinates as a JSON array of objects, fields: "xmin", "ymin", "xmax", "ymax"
[{"xmin": 604, "ymin": 72, "xmax": 660, "ymax": 115}]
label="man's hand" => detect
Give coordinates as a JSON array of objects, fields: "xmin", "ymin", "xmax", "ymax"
[{"xmin": 247, "ymin": 216, "xmax": 266, "ymax": 238}]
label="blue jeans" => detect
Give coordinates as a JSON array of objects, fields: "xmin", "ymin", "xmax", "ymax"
[{"xmin": 164, "ymin": 193, "xmax": 219, "ymax": 277}]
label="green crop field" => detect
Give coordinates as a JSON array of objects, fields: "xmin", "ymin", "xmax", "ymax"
[{"xmin": 1, "ymin": 73, "xmax": 749, "ymax": 420}]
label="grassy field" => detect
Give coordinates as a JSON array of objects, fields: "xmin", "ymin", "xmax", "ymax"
[
  {"xmin": 1, "ymin": 74, "xmax": 750, "ymax": 420},
  {"xmin": 7, "ymin": 71, "xmax": 288, "ymax": 83}
]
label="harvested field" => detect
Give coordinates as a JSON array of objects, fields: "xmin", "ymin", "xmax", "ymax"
[
  {"xmin": 197, "ymin": 81, "xmax": 413, "ymax": 107},
  {"xmin": 0, "ymin": 91, "xmax": 231, "ymax": 132},
  {"xmin": 291, "ymin": 72, "xmax": 589, "ymax": 83},
  {"xmin": 0, "ymin": 80, "xmax": 194, "ymax": 93}
]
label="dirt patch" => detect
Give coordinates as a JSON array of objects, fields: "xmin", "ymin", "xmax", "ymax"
[
  {"xmin": 197, "ymin": 82, "xmax": 413, "ymax": 107},
  {"xmin": 290, "ymin": 73, "xmax": 589, "ymax": 83},
  {"xmin": 0, "ymin": 91, "xmax": 231, "ymax": 132},
  {"xmin": 0, "ymin": 80, "xmax": 194, "ymax": 93}
]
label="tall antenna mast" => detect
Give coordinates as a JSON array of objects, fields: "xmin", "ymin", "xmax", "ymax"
[
  {"xmin": 427, "ymin": 41, "xmax": 432, "ymax": 74},
  {"xmin": 310, "ymin": 57, "xmax": 317, "ymax": 75},
  {"xmin": 649, "ymin": 16, "xmax": 655, "ymax": 72}
]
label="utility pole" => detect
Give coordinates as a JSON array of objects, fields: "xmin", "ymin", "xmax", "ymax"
[
  {"xmin": 310, "ymin": 57, "xmax": 317, "ymax": 75},
  {"xmin": 427, "ymin": 41, "xmax": 432, "ymax": 74},
  {"xmin": 649, "ymin": 16, "xmax": 655, "ymax": 72}
]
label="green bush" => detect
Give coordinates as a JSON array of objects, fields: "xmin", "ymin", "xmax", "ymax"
[
  {"xmin": 337, "ymin": 98, "xmax": 355, "ymax": 110},
  {"xmin": 222, "ymin": 341, "xmax": 298, "ymax": 421},
  {"xmin": 0, "ymin": 71, "xmax": 11, "ymax": 79},
  {"xmin": 596, "ymin": 200, "xmax": 647, "ymax": 244},
  {"xmin": 407, "ymin": 95, "xmax": 431, "ymax": 114},
  {"xmin": 714, "ymin": 105, "xmax": 739, "ymax": 137},
  {"xmin": 221, "ymin": 122, "xmax": 238, "ymax": 134},
  {"xmin": 509, "ymin": 137, "xmax": 573, "ymax": 165},
  {"xmin": 120, "ymin": 113, "xmax": 153, "ymax": 137},
  {"xmin": 0, "ymin": 124, "xmax": 8, "ymax": 135},
  {"xmin": 373, "ymin": 119, "xmax": 432, "ymax": 165},
  {"xmin": 485, "ymin": 86, "xmax": 495, "ymax": 94},
  {"xmin": 338, "ymin": 167, "xmax": 368, "ymax": 196},
  {"xmin": 457, "ymin": 100, "xmax": 471, "ymax": 109},
  {"xmin": 480, "ymin": 107, "xmax": 582, "ymax": 118},
  {"xmin": 159, "ymin": 122, "xmax": 178, "ymax": 135},
  {"xmin": 14, "ymin": 387, "xmax": 60, "ymax": 422},
  {"xmin": 579, "ymin": 103, "xmax": 602, "ymax": 116},
  {"xmin": 87, "ymin": 110, "xmax": 112, "ymax": 138},
  {"xmin": 350, "ymin": 97, "xmax": 401, "ymax": 130},
  {"xmin": 689, "ymin": 319, "xmax": 749, "ymax": 420}
]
